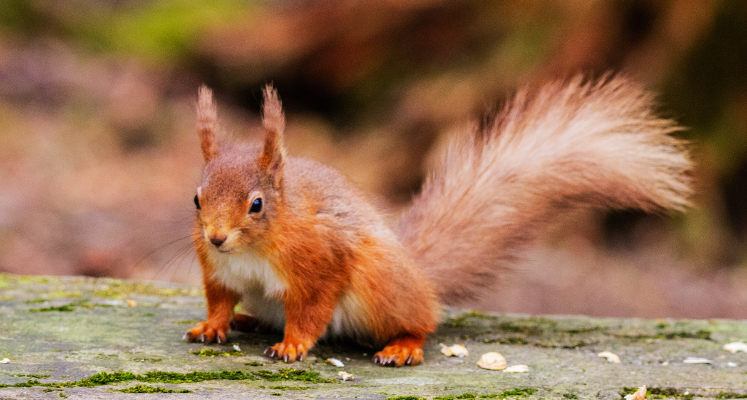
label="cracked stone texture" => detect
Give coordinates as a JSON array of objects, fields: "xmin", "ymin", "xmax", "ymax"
[{"xmin": 1, "ymin": 273, "xmax": 747, "ymax": 399}]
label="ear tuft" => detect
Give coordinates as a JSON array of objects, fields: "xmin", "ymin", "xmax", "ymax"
[
  {"xmin": 197, "ymin": 85, "xmax": 220, "ymax": 162},
  {"xmin": 259, "ymin": 84, "xmax": 286, "ymax": 189}
]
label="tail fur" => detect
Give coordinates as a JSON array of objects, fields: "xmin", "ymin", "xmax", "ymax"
[{"xmin": 396, "ymin": 75, "xmax": 693, "ymax": 306}]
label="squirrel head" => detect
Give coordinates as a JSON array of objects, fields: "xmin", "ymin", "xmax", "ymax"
[{"xmin": 193, "ymin": 85, "xmax": 286, "ymax": 254}]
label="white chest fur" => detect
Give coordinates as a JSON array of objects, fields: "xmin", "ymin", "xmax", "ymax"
[
  {"xmin": 208, "ymin": 249, "xmax": 371, "ymax": 339},
  {"xmin": 210, "ymin": 250, "xmax": 288, "ymax": 331},
  {"xmin": 210, "ymin": 250, "xmax": 286, "ymax": 298}
]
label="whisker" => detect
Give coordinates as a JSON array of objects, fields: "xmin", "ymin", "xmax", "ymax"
[{"xmin": 153, "ymin": 241, "xmax": 197, "ymax": 282}]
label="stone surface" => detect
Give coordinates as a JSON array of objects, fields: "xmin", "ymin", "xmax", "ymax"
[{"xmin": 1, "ymin": 273, "xmax": 747, "ymax": 399}]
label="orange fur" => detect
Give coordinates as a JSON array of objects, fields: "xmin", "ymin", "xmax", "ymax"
[{"xmin": 186, "ymin": 76, "xmax": 692, "ymax": 367}]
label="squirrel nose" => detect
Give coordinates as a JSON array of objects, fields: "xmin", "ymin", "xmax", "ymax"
[{"xmin": 209, "ymin": 235, "xmax": 227, "ymax": 247}]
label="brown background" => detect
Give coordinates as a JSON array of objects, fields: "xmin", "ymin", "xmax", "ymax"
[{"xmin": 1, "ymin": 0, "xmax": 746, "ymax": 318}]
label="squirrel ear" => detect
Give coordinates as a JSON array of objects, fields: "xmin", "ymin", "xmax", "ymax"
[
  {"xmin": 197, "ymin": 85, "xmax": 220, "ymax": 162},
  {"xmin": 259, "ymin": 84, "xmax": 286, "ymax": 190}
]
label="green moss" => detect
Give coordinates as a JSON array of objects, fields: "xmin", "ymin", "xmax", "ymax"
[
  {"xmin": 498, "ymin": 319, "xmax": 557, "ymax": 336},
  {"xmin": 133, "ymin": 357, "xmax": 163, "ymax": 363},
  {"xmin": 116, "ymin": 384, "xmax": 192, "ymax": 393},
  {"xmin": 6, "ymin": 379, "xmax": 42, "ymax": 387},
  {"xmin": 271, "ymin": 393, "xmax": 283, "ymax": 396},
  {"xmin": 245, "ymin": 361, "xmax": 264, "ymax": 366},
  {"xmin": 483, "ymin": 337, "xmax": 529, "ymax": 345},
  {"xmin": 437, "ymin": 390, "xmax": 536, "ymax": 400},
  {"xmin": 254, "ymin": 369, "xmax": 333, "ymax": 383},
  {"xmin": 662, "ymin": 329, "xmax": 711, "ymax": 340},
  {"xmin": 561, "ymin": 326, "xmax": 605, "ymax": 334},
  {"xmin": 0, "ymin": 368, "xmax": 333, "ymax": 390},
  {"xmin": 499, "ymin": 388, "xmax": 537, "ymax": 397},
  {"xmin": 443, "ymin": 311, "xmax": 492, "ymax": 328},
  {"xmin": 0, "ymin": 274, "xmax": 54, "ymax": 287},
  {"xmin": 29, "ymin": 305, "xmax": 75, "ymax": 312},
  {"xmin": 268, "ymin": 385, "xmax": 311, "ymax": 390},
  {"xmin": 14, "ymin": 374, "xmax": 51, "ymax": 379},
  {"xmin": 621, "ymin": 387, "xmax": 693, "ymax": 400},
  {"xmin": 18, "ymin": 276, "xmax": 51, "ymax": 284},
  {"xmin": 534, "ymin": 340, "xmax": 589, "ymax": 349},
  {"xmin": 716, "ymin": 392, "xmax": 747, "ymax": 399},
  {"xmin": 79, "ymin": 371, "xmax": 137, "ymax": 386},
  {"xmin": 386, "ymin": 397, "xmax": 426, "ymax": 400},
  {"xmin": 93, "ymin": 281, "xmax": 201, "ymax": 299},
  {"xmin": 617, "ymin": 330, "xmax": 712, "ymax": 341},
  {"xmin": 191, "ymin": 348, "xmax": 243, "ymax": 357},
  {"xmin": 138, "ymin": 370, "xmax": 254, "ymax": 384},
  {"xmin": 562, "ymin": 392, "xmax": 579, "ymax": 399}
]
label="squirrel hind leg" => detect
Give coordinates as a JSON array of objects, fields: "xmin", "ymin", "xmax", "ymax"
[{"xmin": 373, "ymin": 334, "xmax": 427, "ymax": 367}]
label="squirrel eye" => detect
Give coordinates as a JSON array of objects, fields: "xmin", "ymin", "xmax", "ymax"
[
  {"xmin": 194, "ymin": 194, "xmax": 201, "ymax": 210},
  {"xmin": 249, "ymin": 198, "xmax": 262, "ymax": 214}
]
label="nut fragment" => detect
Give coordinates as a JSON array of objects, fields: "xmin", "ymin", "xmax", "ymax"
[
  {"xmin": 724, "ymin": 342, "xmax": 747, "ymax": 353},
  {"xmin": 440, "ymin": 343, "xmax": 469, "ymax": 357},
  {"xmin": 476, "ymin": 352, "xmax": 506, "ymax": 370},
  {"xmin": 0, "ymin": 358, "xmax": 9, "ymax": 364},
  {"xmin": 338, "ymin": 371, "xmax": 354, "ymax": 381},
  {"xmin": 327, "ymin": 358, "xmax": 345, "ymax": 367},
  {"xmin": 504, "ymin": 364, "xmax": 528, "ymax": 373},
  {"xmin": 624, "ymin": 386, "xmax": 646, "ymax": 400},
  {"xmin": 598, "ymin": 351, "xmax": 620, "ymax": 363},
  {"xmin": 683, "ymin": 357, "xmax": 711, "ymax": 364}
]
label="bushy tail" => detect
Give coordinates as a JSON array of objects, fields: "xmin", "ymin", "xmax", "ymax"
[{"xmin": 396, "ymin": 75, "xmax": 693, "ymax": 306}]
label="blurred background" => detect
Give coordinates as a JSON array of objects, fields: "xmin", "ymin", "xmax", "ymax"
[{"xmin": 1, "ymin": 0, "xmax": 746, "ymax": 319}]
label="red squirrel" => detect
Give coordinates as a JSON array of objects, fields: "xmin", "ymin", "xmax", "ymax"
[{"xmin": 185, "ymin": 76, "xmax": 692, "ymax": 366}]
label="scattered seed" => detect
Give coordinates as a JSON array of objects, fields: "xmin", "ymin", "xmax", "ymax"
[
  {"xmin": 338, "ymin": 371, "xmax": 354, "ymax": 381},
  {"xmin": 624, "ymin": 386, "xmax": 646, "ymax": 400},
  {"xmin": 327, "ymin": 358, "xmax": 344, "ymax": 367},
  {"xmin": 723, "ymin": 342, "xmax": 747, "ymax": 353},
  {"xmin": 440, "ymin": 343, "xmax": 468, "ymax": 357},
  {"xmin": 476, "ymin": 352, "xmax": 506, "ymax": 370},
  {"xmin": 682, "ymin": 357, "xmax": 711, "ymax": 364},
  {"xmin": 504, "ymin": 364, "xmax": 529, "ymax": 373},
  {"xmin": 598, "ymin": 351, "xmax": 620, "ymax": 363}
]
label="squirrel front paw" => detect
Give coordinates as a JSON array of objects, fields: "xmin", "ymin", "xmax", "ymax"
[
  {"xmin": 264, "ymin": 339, "xmax": 310, "ymax": 363},
  {"xmin": 184, "ymin": 321, "xmax": 229, "ymax": 344},
  {"xmin": 373, "ymin": 334, "xmax": 426, "ymax": 367}
]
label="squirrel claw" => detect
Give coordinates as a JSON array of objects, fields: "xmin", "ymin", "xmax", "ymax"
[
  {"xmin": 373, "ymin": 336, "xmax": 425, "ymax": 367},
  {"xmin": 185, "ymin": 321, "xmax": 228, "ymax": 345},
  {"xmin": 264, "ymin": 347, "xmax": 278, "ymax": 358},
  {"xmin": 265, "ymin": 341, "xmax": 307, "ymax": 363}
]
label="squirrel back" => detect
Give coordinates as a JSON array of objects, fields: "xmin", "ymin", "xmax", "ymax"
[{"xmin": 397, "ymin": 75, "xmax": 692, "ymax": 306}]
